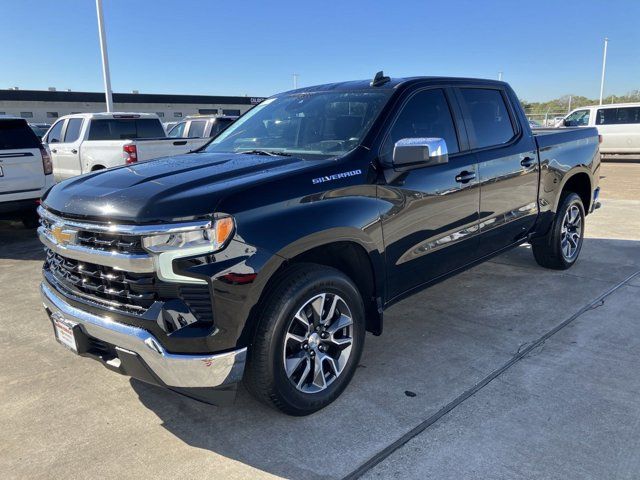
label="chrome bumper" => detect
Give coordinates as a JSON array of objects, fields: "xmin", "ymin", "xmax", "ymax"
[{"xmin": 40, "ymin": 282, "xmax": 246, "ymax": 388}]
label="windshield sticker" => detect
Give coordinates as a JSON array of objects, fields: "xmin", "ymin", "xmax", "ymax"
[{"xmin": 312, "ymin": 169, "xmax": 362, "ymax": 185}]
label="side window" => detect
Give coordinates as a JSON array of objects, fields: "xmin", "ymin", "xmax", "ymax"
[
  {"xmin": 168, "ymin": 122, "xmax": 187, "ymax": 138},
  {"xmin": 565, "ymin": 109, "xmax": 591, "ymax": 127},
  {"xmin": 460, "ymin": 88, "xmax": 516, "ymax": 149},
  {"xmin": 47, "ymin": 120, "xmax": 65, "ymax": 143},
  {"xmin": 63, "ymin": 118, "xmax": 84, "ymax": 143},
  {"xmin": 188, "ymin": 121, "xmax": 206, "ymax": 138},
  {"xmin": 382, "ymin": 88, "xmax": 460, "ymax": 162},
  {"xmin": 597, "ymin": 107, "xmax": 640, "ymax": 125}
]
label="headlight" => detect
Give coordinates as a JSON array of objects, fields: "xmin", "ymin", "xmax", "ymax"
[{"xmin": 142, "ymin": 217, "xmax": 235, "ymax": 254}]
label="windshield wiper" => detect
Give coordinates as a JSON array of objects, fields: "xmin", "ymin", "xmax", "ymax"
[{"xmin": 237, "ymin": 149, "xmax": 292, "ymax": 157}]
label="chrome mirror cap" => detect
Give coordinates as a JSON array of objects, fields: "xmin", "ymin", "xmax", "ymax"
[{"xmin": 392, "ymin": 137, "xmax": 449, "ymax": 171}]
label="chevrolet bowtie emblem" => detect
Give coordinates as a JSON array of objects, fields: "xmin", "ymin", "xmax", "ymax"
[{"xmin": 51, "ymin": 224, "xmax": 76, "ymax": 245}]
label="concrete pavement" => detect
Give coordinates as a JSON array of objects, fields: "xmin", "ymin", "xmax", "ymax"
[{"xmin": 1, "ymin": 162, "xmax": 639, "ymax": 479}]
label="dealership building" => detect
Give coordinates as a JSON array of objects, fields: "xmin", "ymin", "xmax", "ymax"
[{"xmin": 0, "ymin": 88, "xmax": 266, "ymax": 124}]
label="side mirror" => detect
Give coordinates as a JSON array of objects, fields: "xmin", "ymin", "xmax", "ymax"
[
  {"xmin": 392, "ymin": 138, "xmax": 448, "ymax": 171},
  {"xmin": 563, "ymin": 119, "xmax": 572, "ymax": 127}
]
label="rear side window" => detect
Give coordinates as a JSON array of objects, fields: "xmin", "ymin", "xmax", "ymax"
[
  {"xmin": 188, "ymin": 121, "xmax": 206, "ymax": 137},
  {"xmin": 596, "ymin": 107, "xmax": 640, "ymax": 125},
  {"xmin": 88, "ymin": 119, "xmax": 165, "ymax": 140},
  {"xmin": 382, "ymin": 88, "xmax": 460, "ymax": 161},
  {"xmin": 459, "ymin": 88, "xmax": 516, "ymax": 149},
  {"xmin": 47, "ymin": 120, "xmax": 64, "ymax": 143},
  {"xmin": 63, "ymin": 118, "xmax": 84, "ymax": 142},
  {"xmin": 0, "ymin": 120, "xmax": 41, "ymax": 150}
]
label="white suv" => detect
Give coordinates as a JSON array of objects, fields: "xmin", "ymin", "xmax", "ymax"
[{"xmin": 0, "ymin": 117, "xmax": 54, "ymax": 227}]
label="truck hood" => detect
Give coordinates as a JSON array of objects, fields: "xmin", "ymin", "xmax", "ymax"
[{"xmin": 42, "ymin": 152, "xmax": 312, "ymax": 223}]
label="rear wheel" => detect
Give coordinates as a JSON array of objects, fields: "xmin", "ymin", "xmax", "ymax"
[
  {"xmin": 532, "ymin": 192, "xmax": 585, "ymax": 270},
  {"xmin": 244, "ymin": 263, "xmax": 365, "ymax": 416}
]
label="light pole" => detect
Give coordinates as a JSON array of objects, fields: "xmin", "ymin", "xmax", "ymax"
[
  {"xmin": 292, "ymin": 73, "xmax": 299, "ymax": 89},
  {"xmin": 599, "ymin": 37, "xmax": 608, "ymax": 105},
  {"xmin": 96, "ymin": 0, "xmax": 113, "ymax": 112},
  {"xmin": 498, "ymin": 71, "xmax": 503, "ymax": 81}
]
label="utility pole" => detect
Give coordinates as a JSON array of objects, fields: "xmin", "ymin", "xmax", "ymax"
[
  {"xmin": 599, "ymin": 37, "xmax": 608, "ymax": 106},
  {"xmin": 498, "ymin": 71, "xmax": 503, "ymax": 81},
  {"xmin": 568, "ymin": 95, "xmax": 572, "ymax": 113},
  {"xmin": 292, "ymin": 73, "xmax": 299, "ymax": 89},
  {"xmin": 96, "ymin": 0, "xmax": 113, "ymax": 112}
]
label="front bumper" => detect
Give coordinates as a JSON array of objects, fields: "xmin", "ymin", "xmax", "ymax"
[{"xmin": 40, "ymin": 281, "xmax": 246, "ymax": 389}]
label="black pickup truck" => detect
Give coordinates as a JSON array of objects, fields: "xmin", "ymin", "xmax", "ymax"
[{"xmin": 38, "ymin": 74, "xmax": 601, "ymax": 415}]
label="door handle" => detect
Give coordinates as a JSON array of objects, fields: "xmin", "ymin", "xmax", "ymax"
[
  {"xmin": 520, "ymin": 156, "xmax": 535, "ymax": 168},
  {"xmin": 173, "ymin": 140, "xmax": 187, "ymax": 146},
  {"xmin": 455, "ymin": 171, "xmax": 476, "ymax": 183},
  {"xmin": 51, "ymin": 149, "xmax": 57, "ymax": 153},
  {"xmin": 71, "ymin": 149, "xmax": 78, "ymax": 154}
]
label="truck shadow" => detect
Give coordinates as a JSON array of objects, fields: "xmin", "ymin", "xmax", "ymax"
[
  {"xmin": 0, "ymin": 221, "xmax": 44, "ymax": 261},
  {"xmin": 129, "ymin": 236, "xmax": 640, "ymax": 480}
]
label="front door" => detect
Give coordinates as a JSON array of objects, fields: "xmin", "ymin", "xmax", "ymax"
[{"xmin": 378, "ymin": 87, "xmax": 480, "ymax": 301}]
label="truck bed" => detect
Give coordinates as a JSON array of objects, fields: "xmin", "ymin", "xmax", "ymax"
[{"xmin": 533, "ymin": 127, "xmax": 599, "ymax": 150}]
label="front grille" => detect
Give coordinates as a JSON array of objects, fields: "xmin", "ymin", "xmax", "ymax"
[
  {"xmin": 45, "ymin": 250, "xmax": 213, "ymax": 323},
  {"xmin": 39, "ymin": 216, "xmax": 145, "ymax": 255},
  {"xmin": 76, "ymin": 231, "xmax": 146, "ymax": 254}
]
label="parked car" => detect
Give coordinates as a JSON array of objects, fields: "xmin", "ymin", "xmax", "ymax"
[
  {"xmin": 560, "ymin": 103, "xmax": 640, "ymax": 156},
  {"xmin": 167, "ymin": 115, "xmax": 237, "ymax": 139},
  {"xmin": 29, "ymin": 123, "xmax": 51, "ymax": 139},
  {"xmin": 528, "ymin": 119, "xmax": 543, "ymax": 129},
  {"xmin": 37, "ymin": 74, "xmax": 601, "ymax": 415},
  {"xmin": 42, "ymin": 112, "xmax": 211, "ymax": 181},
  {"xmin": 0, "ymin": 117, "xmax": 54, "ymax": 227}
]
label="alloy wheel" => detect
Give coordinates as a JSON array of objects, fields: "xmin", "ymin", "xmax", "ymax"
[
  {"xmin": 282, "ymin": 293, "xmax": 353, "ymax": 394},
  {"xmin": 560, "ymin": 204, "xmax": 582, "ymax": 260}
]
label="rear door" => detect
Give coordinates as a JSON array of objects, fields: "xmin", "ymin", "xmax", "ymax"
[
  {"xmin": 0, "ymin": 119, "xmax": 45, "ymax": 193},
  {"xmin": 455, "ymin": 86, "xmax": 539, "ymax": 256},
  {"xmin": 51, "ymin": 117, "xmax": 85, "ymax": 180}
]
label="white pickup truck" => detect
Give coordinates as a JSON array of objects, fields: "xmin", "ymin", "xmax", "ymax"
[{"xmin": 43, "ymin": 113, "xmax": 210, "ymax": 181}]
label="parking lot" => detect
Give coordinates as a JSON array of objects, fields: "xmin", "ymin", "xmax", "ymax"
[{"xmin": 1, "ymin": 161, "xmax": 638, "ymax": 480}]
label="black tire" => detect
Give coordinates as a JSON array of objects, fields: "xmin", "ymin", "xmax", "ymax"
[
  {"xmin": 532, "ymin": 192, "xmax": 585, "ymax": 270},
  {"xmin": 244, "ymin": 263, "xmax": 365, "ymax": 416}
]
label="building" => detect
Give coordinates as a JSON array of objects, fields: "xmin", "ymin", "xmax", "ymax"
[{"xmin": 0, "ymin": 88, "xmax": 266, "ymax": 124}]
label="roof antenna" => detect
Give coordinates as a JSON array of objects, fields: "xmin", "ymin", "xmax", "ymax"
[{"xmin": 370, "ymin": 71, "xmax": 391, "ymax": 87}]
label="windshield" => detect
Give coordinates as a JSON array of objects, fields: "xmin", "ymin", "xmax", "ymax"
[{"xmin": 204, "ymin": 91, "xmax": 390, "ymax": 159}]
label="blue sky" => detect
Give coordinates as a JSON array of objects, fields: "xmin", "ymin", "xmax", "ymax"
[{"xmin": 1, "ymin": 0, "xmax": 638, "ymax": 101}]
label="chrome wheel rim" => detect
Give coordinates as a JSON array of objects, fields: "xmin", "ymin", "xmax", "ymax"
[
  {"xmin": 282, "ymin": 293, "xmax": 353, "ymax": 394},
  {"xmin": 561, "ymin": 204, "xmax": 582, "ymax": 261}
]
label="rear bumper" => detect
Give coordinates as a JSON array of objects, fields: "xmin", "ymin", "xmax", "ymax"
[{"xmin": 40, "ymin": 281, "xmax": 247, "ymax": 389}]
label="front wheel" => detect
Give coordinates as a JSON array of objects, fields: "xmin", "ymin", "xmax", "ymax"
[
  {"xmin": 244, "ymin": 263, "xmax": 365, "ymax": 416},
  {"xmin": 532, "ymin": 192, "xmax": 585, "ymax": 270}
]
